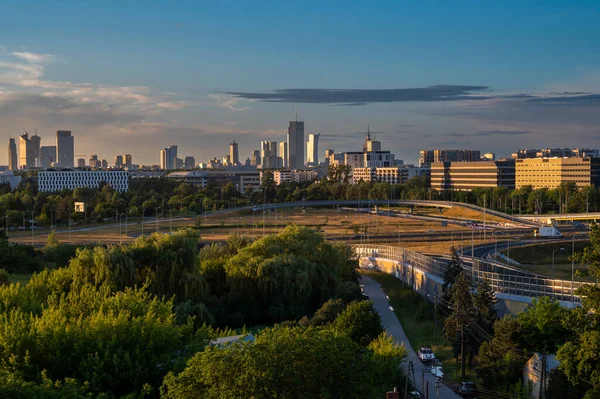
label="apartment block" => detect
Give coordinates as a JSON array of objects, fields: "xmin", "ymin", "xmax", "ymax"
[
  {"xmin": 38, "ymin": 171, "xmax": 129, "ymax": 192},
  {"xmin": 272, "ymin": 169, "xmax": 319, "ymax": 185}
]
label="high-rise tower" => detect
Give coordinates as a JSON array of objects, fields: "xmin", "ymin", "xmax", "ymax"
[
  {"xmin": 230, "ymin": 141, "xmax": 239, "ymax": 165},
  {"xmin": 56, "ymin": 130, "xmax": 74, "ymax": 168},
  {"xmin": 306, "ymin": 133, "xmax": 320, "ymax": 165},
  {"xmin": 287, "ymin": 116, "xmax": 304, "ymax": 169},
  {"xmin": 8, "ymin": 138, "xmax": 17, "ymax": 171}
]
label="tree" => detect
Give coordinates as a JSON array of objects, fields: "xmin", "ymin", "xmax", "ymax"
[
  {"xmin": 473, "ymin": 278, "xmax": 498, "ymax": 335},
  {"xmin": 310, "ymin": 298, "xmax": 346, "ymax": 326},
  {"xmin": 443, "ymin": 271, "xmax": 478, "ymax": 365},
  {"xmin": 333, "ymin": 300, "xmax": 384, "ymax": 346},
  {"xmin": 517, "ymin": 296, "xmax": 571, "ymax": 355},
  {"xmin": 442, "ymin": 246, "xmax": 463, "ymax": 307}
]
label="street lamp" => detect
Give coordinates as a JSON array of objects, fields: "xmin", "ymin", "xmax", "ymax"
[{"xmin": 552, "ymin": 247, "xmax": 564, "ymax": 274}]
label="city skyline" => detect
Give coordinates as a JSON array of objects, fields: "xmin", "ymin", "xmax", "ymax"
[{"xmin": 1, "ymin": 1, "xmax": 600, "ymax": 166}]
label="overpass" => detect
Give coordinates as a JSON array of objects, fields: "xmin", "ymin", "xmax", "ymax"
[{"xmin": 520, "ymin": 212, "xmax": 600, "ymax": 225}]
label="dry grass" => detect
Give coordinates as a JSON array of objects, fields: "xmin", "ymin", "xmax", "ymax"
[{"xmin": 441, "ymin": 206, "xmax": 510, "ymax": 224}]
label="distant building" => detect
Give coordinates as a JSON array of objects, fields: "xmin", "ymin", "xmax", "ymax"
[
  {"xmin": 261, "ymin": 141, "xmax": 278, "ymax": 169},
  {"xmin": 515, "ymin": 157, "xmax": 600, "ymax": 189},
  {"xmin": 288, "ymin": 119, "xmax": 305, "ymax": 169},
  {"xmin": 76, "ymin": 158, "xmax": 86, "ymax": 168},
  {"xmin": 351, "ymin": 166, "xmax": 429, "ymax": 184},
  {"xmin": 38, "ymin": 170, "xmax": 129, "ymax": 192},
  {"xmin": 56, "ymin": 130, "xmax": 74, "ymax": 168},
  {"xmin": 160, "ymin": 145, "xmax": 178, "ymax": 170},
  {"xmin": 271, "ymin": 169, "xmax": 319, "ymax": 185},
  {"xmin": 328, "ymin": 152, "xmax": 345, "ymax": 166},
  {"xmin": 0, "ymin": 171, "xmax": 21, "ymax": 190},
  {"xmin": 482, "ymin": 152, "xmax": 496, "ymax": 161},
  {"xmin": 344, "ymin": 152, "xmax": 364, "ymax": 169},
  {"xmin": 431, "ymin": 160, "xmax": 515, "ymax": 190},
  {"xmin": 167, "ymin": 170, "xmax": 261, "ymax": 192},
  {"xmin": 19, "ymin": 132, "xmax": 35, "ymax": 169},
  {"xmin": 30, "ymin": 133, "xmax": 41, "ymax": 167},
  {"xmin": 419, "ymin": 149, "xmax": 481, "ymax": 167},
  {"xmin": 175, "ymin": 157, "xmax": 184, "ymax": 169},
  {"xmin": 279, "ymin": 142, "xmax": 288, "ymax": 168},
  {"xmin": 229, "ymin": 141, "xmax": 239, "ymax": 165},
  {"xmin": 40, "ymin": 146, "xmax": 56, "ymax": 169},
  {"xmin": 8, "ymin": 138, "xmax": 18, "ymax": 171},
  {"xmin": 124, "ymin": 154, "xmax": 133, "ymax": 166},
  {"xmin": 306, "ymin": 133, "xmax": 320, "ymax": 166},
  {"xmin": 89, "ymin": 154, "xmax": 100, "ymax": 168},
  {"xmin": 512, "ymin": 148, "xmax": 600, "ymax": 159},
  {"xmin": 251, "ymin": 150, "xmax": 261, "ymax": 166},
  {"xmin": 184, "ymin": 156, "xmax": 196, "ymax": 170},
  {"xmin": 101, "ymin": 159, "xmax": 108, "ymax": 169},
  {"xmin": 114, "ymin": 155, "xmax": 124, "ymax": 168},
  {"xmin": 364, "ymin": 151, "xmax": 394, "ymax": 168}
]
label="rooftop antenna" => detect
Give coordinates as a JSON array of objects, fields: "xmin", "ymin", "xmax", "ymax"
[{"xmin": 295, "ymin": 105, "xmax": 298, "ymax": 122}]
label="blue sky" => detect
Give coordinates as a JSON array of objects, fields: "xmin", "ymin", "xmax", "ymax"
[{"xmin": 1, "ymin": 0, "xmax": 600, "ymax": 165}]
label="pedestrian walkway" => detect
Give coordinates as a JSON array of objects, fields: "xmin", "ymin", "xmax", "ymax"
[{"xmin": 360, "ymin": 275, "xmax": 460, "ymax": 399}]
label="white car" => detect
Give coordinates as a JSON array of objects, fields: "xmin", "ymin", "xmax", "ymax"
[
  {"xmin": 430, "ymin": 365, "xmax": 444, "ymax": 379},
  {"xmin": 417, "ymin": 347, "xmax": 436, "ymax": 362}
]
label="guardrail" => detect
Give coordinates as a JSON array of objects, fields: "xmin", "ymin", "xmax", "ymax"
[{"xmin": 355, "ymin": 244, "xmax": 590, "ymax": 304}]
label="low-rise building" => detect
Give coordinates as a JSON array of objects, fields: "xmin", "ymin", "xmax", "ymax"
[
  {"xmin": 168, "ymin": 170, "xmax": 261, "ymax": 192},
  {"xmin": 271, "ymin": 169, "xmax": 319, "ymax": 185},
  {"xmin": 431, "ymin": 160, "xmax": 515, "ymax": 190},
  {"xmin": 352, "ymin": 166, "xmax": 429, "ymax": 184},
  {"xmin": 523, "ymin": 353, "xmax": 559, "ymax": 399},
  {"xmin": 38, "ymin": 170, "xmax": 129, "ymax": 192},
  {"xmin": 515, "ymin": 157, "xmax": 600, "ymax": 189}
]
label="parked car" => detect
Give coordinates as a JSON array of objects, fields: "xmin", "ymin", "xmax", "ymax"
[
  {"xmin": 410, "ymin": 390, "xmax": 424, "ymax": 399},
  {"xmin": 458, "ymin": 382, "xmax": 477, "ymax": 397},
  {"xmin": 417, "ymin": 347, "xmax": 436, "ymax": 362},
  {"xmin": 430, "ymin": 365, "xmax": 444, "ymax": 378}
]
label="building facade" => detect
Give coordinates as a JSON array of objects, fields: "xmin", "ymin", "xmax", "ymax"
[
  {"xmin": 515, "ymin": 157, "xmax": 600, "ymax": 189},
  {"xmin": 419, "ymin": 149, "xmax": 481, "ymax": 167},
  {"xmin": 8, "ymin": 138, "xmax": 18, "ymax": 171},
  {"xmin": 306, "ymin": 133, "xmax": 320, "ymax": 165},
  {"xmin": 279, "ymin": 142, "xmax": 288, "ymax": 168},
  {"xmin": 184, "ymin": 156, "xmax": 195, "ymax": 170},
  {"xmin": 167, "ymin": 170, "xmax": 261, "ymax": 192},
  {"xmin": 229, "ymin": 141, "xmax": 239, "ymax": 165},
  {"xmin": 114, "ymin": 155, "xmax": 124, "ymax": 168},
  {"xmin": 251, "ymin": 150, "xmax": 261, "ymax": 166},
  {"xmin": 76, "ymin": 158, "xmax": 86, "ymax": 168},
  {"xmin": 19, "ymin": 132, "xmax": 35, "ymax": 169},
  {"xmin": 287, "ymin": 120, "xmax": 305, "ymax": 169},
  {"xmin": 512, "ymin": 148, "xmax": 600, "ymax": 159},
  {"xmin": 56, "ymin": 130, "xmax": 74, "ymax": 168},
  {"xmin": 431, "ymin": 160, "xmax": 515, "ymax": 190},
  {"xmin": 0, "ymin": 171, "xmax": 22, "ymax": 190},
  {"xmin": 30, "ymin": 134, "xmax": 41, "ymax": 167},
  {"xmin": 40, "ymin": 146, "xmax": 56, "ymax": 169},
  {"xmin": 261, "ymin": 141, "xmax": 278, "ymax": 169},
  {"xmin": 38, "ymin": 170, "xmax": 129, "ymax": 192},
  {"xmin": 160, "ymin": 145, "xmax": 178, "ymax": 170},
  {"xmin": 352, "ymin": 166, "xmax": 429, "ymax": 184},
  {"xmin": 272, "ymin": 169, "xmax": 319, "ymax": 185}
]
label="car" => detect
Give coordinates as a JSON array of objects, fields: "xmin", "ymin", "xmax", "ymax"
[
  {"xmin": 417, "ymin": 347, "xmax": 436, "ymax": 362},
  {"xmin": 388, "ymin": 305, "xmax": 394, "ymax": 311},
  {"xmin": 458, "ymin": 382, "xmax": 477, "ymax": 397},
  {"xmin": 430, "ymin": 365, "xmax": 444, "ymax": 379},
  {"xmin": 410, "ymin": 390, "xmax": 424, "ymax": 399}
]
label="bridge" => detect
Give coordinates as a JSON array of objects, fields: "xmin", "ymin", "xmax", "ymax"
[
  {"xmin": 355, "ymin": 244, "xmax": 593, "ymax": 312},
  {"xmin": 520, "ymin": 212, "xmax": 600, "ymax": 225}
]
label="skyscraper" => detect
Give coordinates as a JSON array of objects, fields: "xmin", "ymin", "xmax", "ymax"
[
  {"xmin": 40, "ymin": 146, "xmax": 56, "ymax": 169},
  {"xmin": 287, "ymin": 119, "xmax": 304, "ymax": 169},
  {"xmin": 251, "ymin": 150, "xmax": 261, "ymax": 166},
  {"xmin": 160, "ymin": 149, "xmax": 168, "ymax": 170},
  {"xmin": 279, "ymin": 142, "xmax": 288, "ymax": 168},
  {"xmin": 306, "ymin": 133, "xmax": 320, "ymax": 165},
  {"xmin": 19, "ymin": 132, "xmax": 35, "ymax": 169},
  {"xmin": 8, "ymin": 138, "xmax": 17, "ymax": 171},
  {"xmin": 77, "ymin": 158, "xmax": 86, "ymax": 168},
  {"xmin": 229, "ymin": 141, "xmax": 239, "ymax": 165},
  {"xmin": 261, "ymin": 141, "xmax": 278, "ymax": 169},
  {"xmin": 159, "ymin": 146, "xmax": 178, "ymax": 170},
  {"xmin": 124, "ymin": 154, "xmax": 132, "ymax": 166},
  {"xmin": 56, "ymin": 130, "xmax": 74, "ymax": 168},
  {"xmin": 30, "ymin": 133, "xmax": 41, "ymax": 167},
  {"xmin": 184, "ymin": 156, "xmax": 195, "ymax": 169},
  {"xmin": 114, "ymin": 155, "xmax": 124, "ymax": 168}
]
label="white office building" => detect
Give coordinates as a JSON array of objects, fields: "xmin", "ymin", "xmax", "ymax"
[
  {"xmin": 306, "ymin": 133, "xmax": 320, "ymax": 166},
  {"xmin": 38, "ymin": 170, "xmax": 129, "ymax": 192}
]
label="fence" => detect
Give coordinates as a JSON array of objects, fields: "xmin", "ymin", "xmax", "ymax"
[{"xmin": 355, "ymin": 244, "xmax": 589, "ymax": 304}]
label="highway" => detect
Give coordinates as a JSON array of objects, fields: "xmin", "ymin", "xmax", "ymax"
[{"xmin": 360, "ymin": 275, "xmax": 460, "ymax": 399}]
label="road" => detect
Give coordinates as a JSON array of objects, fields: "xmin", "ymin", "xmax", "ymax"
[{"xmin": 360, "ymin": 275, "xmax": 460, "ymax": 399}]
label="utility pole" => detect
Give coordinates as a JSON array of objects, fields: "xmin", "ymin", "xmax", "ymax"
[
  {"xmin": 426, "ymin": 381, "xmax": 429, "ymax": 399},
  {"xmin": 461, "ymin": 324, "xmax": 466, "ymax": 379},
  {"xmin": 421, "ymin": 369, "xmax": 425, "ymax": 394},
  {"xmin": 433, "ymin": 292, "xmax": 438, "ymax": 334},
  {"xmin": 403, "ymin": 360, "xmax": 412, "ymax": 399}
]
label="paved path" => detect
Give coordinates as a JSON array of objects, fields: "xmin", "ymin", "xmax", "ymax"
[{"xmin": 360, "ymin": 275, "xmax": 460, "ymax": 399}]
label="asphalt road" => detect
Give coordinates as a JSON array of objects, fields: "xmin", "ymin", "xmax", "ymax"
[{"xmin": 360, "ymin": 275, "xmax": 460, "ymax": 399}]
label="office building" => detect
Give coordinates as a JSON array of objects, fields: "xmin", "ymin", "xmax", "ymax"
[
  {"xmin": 184, "ymin": 156, "xmax": 195, "ymax": 170},
  {"xmin": 167, "ymin": 170, "xmax": 261, "ymax": 192},
  {"xmin": 76, "ymin": 158, "xmax": 86, "ymax": 168},
  {"xmin": 56, "ymin": 130, "xmax": 74, "ymax": 168},
  {"xmin": 512, "ymin": 148, "xmax": 600, "ymax": 159},
  {"xmin": 175, "ymin": 157, "xmax": 183, "ymax": 169},
  {"xmin": 0, "ymin": 171, "xmax": 21, "ymax": 190},
  {"xmin": 38, "ymin": 170, "xmax": 129, "ymax": 192},
  {"xmin": 31, "ymin": 133, "xmax": 41, "ymax": 167},
  {"xmin": 344, "ymin": 152, "xmax": 364, "ymax": 169},
  {"xmin": 229, "ymin": 141, "xmax": 239, "ymax": 165},
  {"xmin": 306, "ymin": 133, "xmax": 320, "ymax": 165},
  {"xmin": 279, "ymin": 142, "xmax": 288, "ymax": 168},
  {"xmin": 8, "ymin": 138, "xmax": 17, "ymax": 171},
  {"xmin": 40, "ymin": 146, "xmax": 56, "ymax": 169},
  {"xmin": 251, "ymin": 150, "xmax": 261, "ymax": 166},
  {"xmin": 288, "ymin": 119, "xmax": 304, "ymax": 169},
  {"xmin": 261, "ymin": 141, "xmax": 278, "ymax": 169},
  {"xmin": 101, "ymin": 159, "xmax": 108, "ymax": 169},
  {"xmin": 482, "ymin": 153, "xmax": 496, "ymax": 161},
  {"xmin": 114, "ymin": 155, "xmax": 124, "ymax": 168},
  {"xmin": 351, "ymin": 166, "xmax": 429, "ymax": 185},
  {"xmin": 364, "ymin": 151, "xmax": 394, "ymax": 168},
  {"xmin": 89, "ymin": 154, "xmax": 100, "ymax": 168},
  {"xmin": 19, "ymin": 133, "xmax": 35, "ymax": 169},
  {"xmin": 515, "ymin": 157, "xmax": 600, "ymax": 189},
  {"xmin": 271, "ymin": 169, "xmax": 319, "ymax": 185},
  {"xmin": 124, "ymin": 154, "xmax": 133, "ymax": 166},
  {"xmin": 419, "ymin": 149, "xmax": 481, "ymax": 167},
  {"xmin": 328, "ymin": 152, "xmax": 345, "ymax": 166},
  {"xmin": 431, "ymin": 160, "xmax": 515, "ymax": 190},
  {"xmin": 160, "ymin": 145, "xmax": 178, "ymax": 170}
]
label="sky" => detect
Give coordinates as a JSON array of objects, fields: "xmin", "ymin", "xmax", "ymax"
[{"xmin": 1, "ymin": 0, "xmax": 600, "ymax": 166}]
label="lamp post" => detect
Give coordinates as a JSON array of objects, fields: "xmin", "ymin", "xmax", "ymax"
[{"xmin": 552, "ymin": 247, "xmax": 564, "ymax": 274}]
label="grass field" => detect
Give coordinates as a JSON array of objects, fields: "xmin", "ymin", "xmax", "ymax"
[
  {"xmin": 441, "ymin": 207, "xmax": 512, "ymax": 224},
  {"xmin": 361, "ymin": 270, "xmax": 480, "ymax": 385},
  {"xmin": 500, "ymin": 240, "xmax": 593, "ymax": 281}
]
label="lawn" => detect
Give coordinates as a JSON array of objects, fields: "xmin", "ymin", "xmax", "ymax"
[{"xmin": 361, "ymin": 270, "xmax": 481, "ymax": 385}]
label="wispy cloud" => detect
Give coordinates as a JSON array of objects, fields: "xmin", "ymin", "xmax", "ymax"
[
  {"xmin": 208, "ymin": 94, "xmax": 252, "ymax": 111},
  {"xmin": 11, "ymin": 51, "xmax": 55, "ymax": 64}
]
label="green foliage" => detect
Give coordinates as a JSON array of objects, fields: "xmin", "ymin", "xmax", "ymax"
[
  {"xmin": 333, "ymin": 300, "xmax": 383, "ymax": 346},
  {"xmin": 517, "ymin": 296, "xmax": 571, "ymax": 354},
  {"xmin": 310, "ymin": 298, "xmax": 346, "ymax": 326},
  {"xmin": 442, "ymin": 246, "xmax": 462, "ymax": 298},
  {"xmin": 0, "ymin": 269, "xmax": 8, "ymax": 286},
  {"xmin": 161, "ymin": 326, "xmax": 407, "ymax": 399}
]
